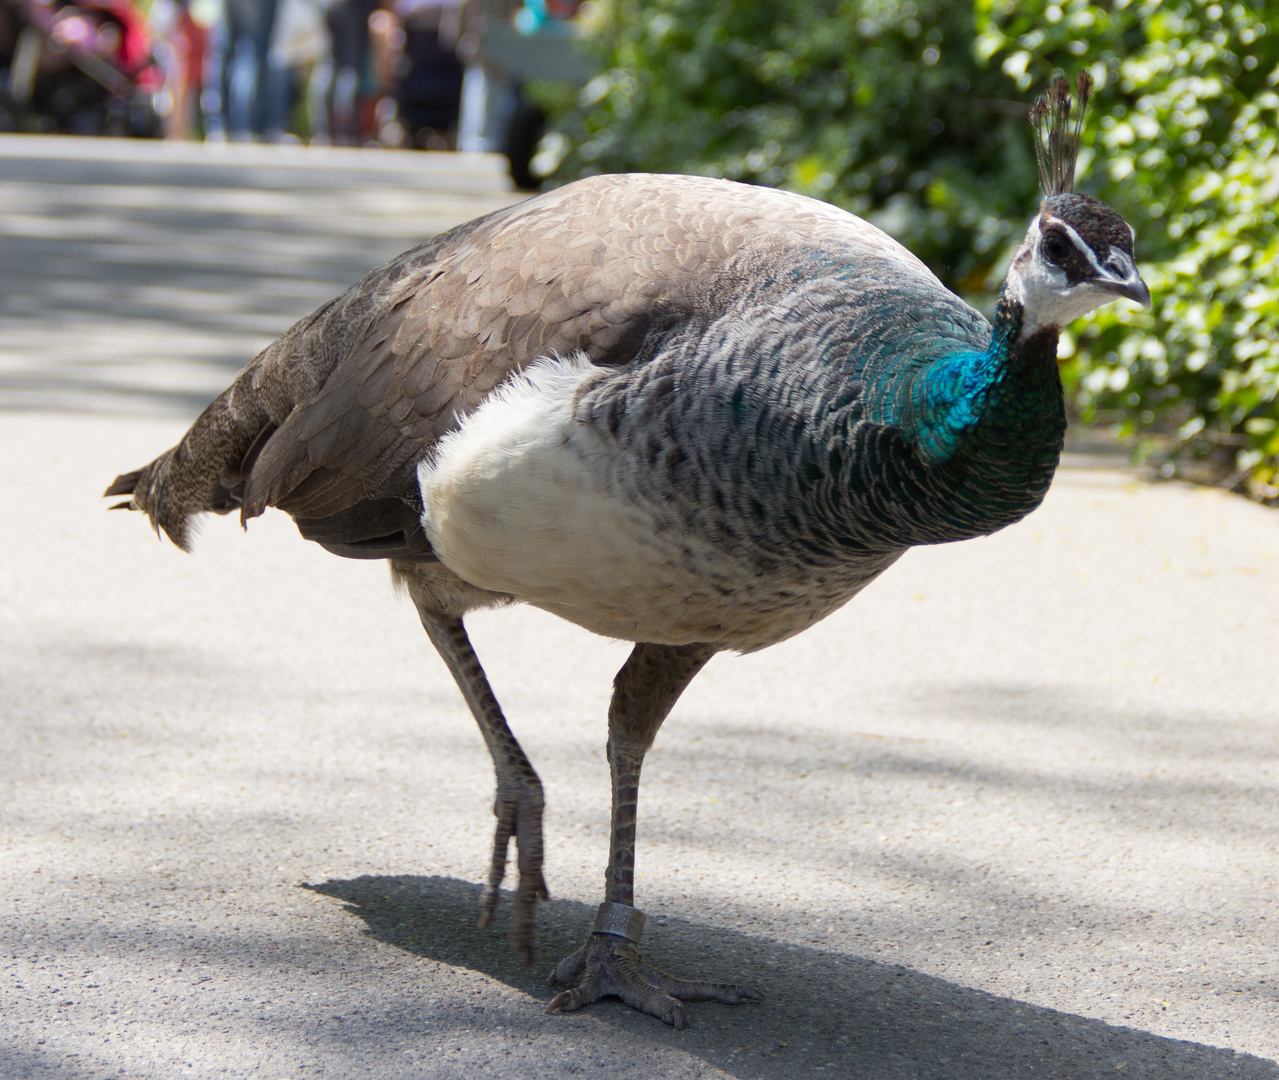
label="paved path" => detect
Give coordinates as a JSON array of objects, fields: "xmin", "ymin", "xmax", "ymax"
[{"xmin": 2, "ymin": 136, "xmax": 1277, "ymax": 1080}]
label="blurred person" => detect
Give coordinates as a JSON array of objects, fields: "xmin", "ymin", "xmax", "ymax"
[
  {"xmin": 267, "ymin": 0, "xmax": 325, "ymax": 140},
  {"xmin": 319, "ymin": 0, "xmax": 375, "ymax": 142},
  {"xmin": 200, "ymin": 0, "xmax": 286, "ymax": 139},
  {"xmin": 367, "ymin": 3, "xmax": 406, "ymax": 144},
  {"xmin": 148, "ymin": 0, "xmax": 207, "ymax": 138},
  {"xmin": 456, "ymin": 0, "xmax": 580, "ymax": 184},
  {"xmin": 393, "ymin": 0, "xmax": 462, "ymax": 148},
  {"xmin": 301, "ymin": 1, "xmax": 330, "ymax": 142},
  {"xmin": 454, "ymin": 0, "xmax": 511, "ymax": 153}
]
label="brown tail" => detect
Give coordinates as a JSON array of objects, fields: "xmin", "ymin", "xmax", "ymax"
[
  {"xmin": 101, "ymin": 282, "xmax": 355, "ymax": 551},
  {"xmin": 104, "ymin": 382, "xmax": 274, "ymax": 552},
  {"xmin": 104, "ymin": 254, "xmax": 435, "ymax": 556}
]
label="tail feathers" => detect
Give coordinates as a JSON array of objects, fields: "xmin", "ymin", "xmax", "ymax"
[
  {"xmin": 104, "ymin": 447, "xmax": 205, "ymax": 552},
  {"xmin": 105, "ymin": 469, "xmax": 143, "ymax": 512},
  {"xmin": 104, "ymin": 386, "xmax": 273, "ymax": 552},
  {"xmin": 104, "ymin": 470, "xmax": 142, "ymax": 498},
  {"xmin": 105, "ymin": 272, "xmax": 390, "ymax": 551}
]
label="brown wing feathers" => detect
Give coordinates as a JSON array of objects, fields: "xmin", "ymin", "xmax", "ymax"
[{"xmin": 105, "ymin": 175, "xmax": 760, "ymax": 558}]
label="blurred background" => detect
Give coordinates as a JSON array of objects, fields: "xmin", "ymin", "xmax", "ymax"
[
  {"xmin": 0, "ymin": 0, "xmax": 589, "ymax": 173},
  {"xmin": 1, "ymin": 0, "xmax": 1276, "ymax": 502}
]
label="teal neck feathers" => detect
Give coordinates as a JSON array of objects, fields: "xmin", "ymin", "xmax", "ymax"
[
  {"xmin": 898, "ymin": 295, "xmax": 1063, "ymax": 469},
  {"xmin": 815, "ymin": 292, "xmax": 1067, "ymax": 552}
]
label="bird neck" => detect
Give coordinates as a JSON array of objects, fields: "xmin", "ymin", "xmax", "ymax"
[
  {"xmin": 901, "ymin": 292, "xmax": 1061, "ymax": 468},
  {"xmin": 810, "ymin": 291, "xmax": 1067, "ymax": 552},
  {"xmin": 971, "ymin": 291, "xmax": 1067, "ymax": 457}
]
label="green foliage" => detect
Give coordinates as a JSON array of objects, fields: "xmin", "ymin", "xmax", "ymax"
[
  {"xmin": 547, "ymin": 0, "xmax": 1279, "ymax": 500},
  {"xmin": 980, "ymin": 0, "xmax": 1279, "ymax": 498},
  {"xmin": 555, "ymin": 0, "xmax": 1040, "ymax": 287}
]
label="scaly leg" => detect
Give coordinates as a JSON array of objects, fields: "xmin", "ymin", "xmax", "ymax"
[
  {"xmin": 418, "ymin": 610, "xmax": 548, "ymax": 962},
  {"xmin": 546, "ymin": 642, "xmax": 763, "ymax": 1028}
]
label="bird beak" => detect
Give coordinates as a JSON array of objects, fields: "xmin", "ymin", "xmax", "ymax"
[{"xmin": 1094, "ymin": 256, "xmax": 1152, "ymax": 309}]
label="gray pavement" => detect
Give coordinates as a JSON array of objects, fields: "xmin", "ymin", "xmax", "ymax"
[{"xmin": 1, "ymin": 135, "xmax": 1277, "ymax": 1080}]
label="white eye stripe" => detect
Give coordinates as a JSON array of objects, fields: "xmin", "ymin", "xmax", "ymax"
[
  {"xmin": 1042, "ymin": 216, "xmax": 1105, "ymax": 274},
  {"xmin": 1014, "ymin": 209, "xmax": 1147, "ymax": 338},
  {"xmin": 1042, "ymin": 215, "xmax": 1141, "ymax": 284}
]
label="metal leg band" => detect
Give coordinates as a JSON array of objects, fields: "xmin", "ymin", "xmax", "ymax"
[{"xmin": 591, "ymin": 902, "xmax": 646, "ymax": 943}]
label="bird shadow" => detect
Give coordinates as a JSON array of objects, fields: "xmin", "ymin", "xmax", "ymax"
[{"xmin": 305, "ymin": 874, "xmax": 1278, "ymax": 1080}]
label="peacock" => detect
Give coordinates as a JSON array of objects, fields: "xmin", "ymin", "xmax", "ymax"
[{"xmin": 106, "ymin": 74, "xmax": 1149, "ymax": 1028}]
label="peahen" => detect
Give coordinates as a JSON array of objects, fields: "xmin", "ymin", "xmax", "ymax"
[{"xmin": 106, "ymin": 74, "xmax": 1149, "ymax": 1028}]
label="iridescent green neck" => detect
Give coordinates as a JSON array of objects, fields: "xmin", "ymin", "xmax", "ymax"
[
  {"xmin": 801, "ymin": 292, "xmax": 1069, "ymax": 555},
  {"xmin": 900, "ymin": 295, "xmax": 1062, "ymax": 468},
  {"xmin": 973, "ymin": 295, "xmax": 1066, "ymax": 452}
]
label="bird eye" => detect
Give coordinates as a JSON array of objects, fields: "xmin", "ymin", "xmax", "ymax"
[{"xmin": 1041, "ymin": 233, "xmax": 1071, "ymax": 264}]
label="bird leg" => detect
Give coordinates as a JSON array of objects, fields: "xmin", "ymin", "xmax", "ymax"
[
  {"xmin": 546, "ymin": 642, "xmax": 763, "ymax": 1028},
  {"xmin": 418, "ymin": 611, "xmax": 548, "ymax": 962}
]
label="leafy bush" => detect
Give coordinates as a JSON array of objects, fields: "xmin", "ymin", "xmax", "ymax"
[
  {"xmin": 981, "ymin": 0, "xmax": 1279, "ymax": 498},
  {"xmin": 545, "ymin": 0, "xmax": 1279, "ymax": 500}
]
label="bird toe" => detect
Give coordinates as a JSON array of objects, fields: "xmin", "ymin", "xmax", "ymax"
[
  {"xmin": 477, "ymin": 773, "xmax": 548, "ymax": 959},
  {"xmin": 545, "ymin": 924, "xmax": 759, "ymax": 1027}
]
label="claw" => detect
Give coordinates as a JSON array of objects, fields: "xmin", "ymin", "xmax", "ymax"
[
  {"xmin": 416, "ymin": 614, "xmax": 550, "ymax": 964},
  {"xmin": 476, "ymin": 885, "xmax": 498, "ymax": 929},
  {"xmin": 545, "ymin": 912, "xmax": 762, "ymax": 1027},
  {"xmin": 478, "ymin": 776, "xmax": 547, "ymax": 961}
]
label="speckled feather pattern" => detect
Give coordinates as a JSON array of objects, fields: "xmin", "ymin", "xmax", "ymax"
[{"xmin": 114, "ymin": 173, "xmax": 1067, "ymax": 650}]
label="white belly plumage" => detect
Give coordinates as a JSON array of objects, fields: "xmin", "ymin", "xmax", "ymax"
[{"xmin": 416, "ymin": 354, "xmax": 857, "ymax": 650}]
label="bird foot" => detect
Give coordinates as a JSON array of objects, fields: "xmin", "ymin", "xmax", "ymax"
[
  {"xmin": 544, "ymin": 903, "xmax": 763, "ymax": 1029},
  {"xmin": 477, "ymin": 774, "xmax": 548, "ymax": 963}
]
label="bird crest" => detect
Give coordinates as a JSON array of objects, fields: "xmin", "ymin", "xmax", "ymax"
[{"xmin": 1030, "ymin": 71, "xmax": 1093, "ymax": 197}]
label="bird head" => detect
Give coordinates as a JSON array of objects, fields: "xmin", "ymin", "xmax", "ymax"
[
  {"xmin": 1006, "ymin": 192, "xmax": 1151, "ymax": 338},
  {"xmin": 1003, "ymin": 71, "xmax": 1151, "ymax": 340}
]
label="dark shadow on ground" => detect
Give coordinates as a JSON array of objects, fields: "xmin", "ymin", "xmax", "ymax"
[
  {"xmin": 307, "ymin": 874, "xmax": 1279, "ymax": 1080},
  {"xmin": 0, "ymin": 1048, "xmax": 111, "ymax": 1080}
]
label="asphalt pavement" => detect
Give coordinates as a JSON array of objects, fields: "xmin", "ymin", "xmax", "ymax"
[{"xmin": 1, "ymin": 135, "xmax": 1277, "ymax": 1080}]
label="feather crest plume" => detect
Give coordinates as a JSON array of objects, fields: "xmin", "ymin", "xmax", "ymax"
[{"xmin": 1030, "ymin": 71, "xmax": 1093, "ymax": 196}]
